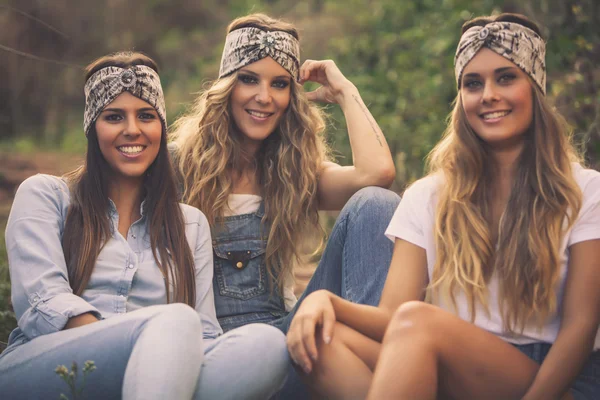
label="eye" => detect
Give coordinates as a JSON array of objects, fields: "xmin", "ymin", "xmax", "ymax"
[
  {"xmin": 272, "ymin": 79, "xmax": 290, "ymax": 89},
  {"xmin": 238, "ymin": 74, "xmax": 258, "ymax": 84},
  {"xmin": 139, "ymin": 112, "xmax": 157, "ymax": 120},
  {"xmin": 104, "ymin": 113, "xmax": 123, "ymax": 122},
  {"xmin": 498, "ymin": 73, "xmax": 516, "ymax": 84},
  {"xmin": 463, "ymin": 80, "xmax": 482, "ymax": 90}
]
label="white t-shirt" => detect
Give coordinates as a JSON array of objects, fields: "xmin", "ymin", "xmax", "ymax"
[
  {"xmin": 385, "ymin": 164, "xmax": 600, "ymax": 349},
  {"xmin": 225, "ymin": 194, "xmax": 298, "ymax": 311}
]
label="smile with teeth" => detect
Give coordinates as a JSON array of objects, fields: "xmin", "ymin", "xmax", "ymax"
[
  {"xmin": 481, "ymin": 110, "xmax": 511, "ymax": 120},
  {"xmin": 117, "ymin": 145, "xmax": 146, "ymax": 155},
  {"xmin": 246, "ymin": 109, "xmax": 274, "ymax": 118}
]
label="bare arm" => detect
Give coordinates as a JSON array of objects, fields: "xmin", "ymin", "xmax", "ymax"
[
  {"xmin": 330, "ymin": 239, "xmax": 428, "ymax": 341},
  {"xmin": 287, "ymin": 239, "xmax": 428, "ymax": 369},
  {"xmin": 522, "ymin": 239, "xmax": 600, "ymax": 400},
  {"xmin": 298, "ymin": 59, "xmax": 395, "ymax": 210}
]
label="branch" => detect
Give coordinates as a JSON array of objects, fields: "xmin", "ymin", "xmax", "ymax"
[
  {"xmin": 0, "ymin": 5, "xmax": 70, "ymax": 40},
  {"xmin": 0, "ymin": 43, "xmax": 83, "ymax": 68}
]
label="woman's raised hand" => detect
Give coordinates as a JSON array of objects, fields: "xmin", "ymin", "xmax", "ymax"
[
  {"xmin": 299, "ymin": 59, "xmax": 357, "ymax": 104},
  {"xmin": 286, "ymin": 290, "xmax": 337, "ymax": 374}
]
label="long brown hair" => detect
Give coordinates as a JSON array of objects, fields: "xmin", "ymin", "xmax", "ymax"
[
  {"xmin": 427, "ymin": 14, "xmax": 583, "ymax": 333},
  {"xmin": 62, "ymin": 52, "xmax": 196, "ymax": 306},
  {"xmin": 171, "ymin": 14, "xmax": 330, "ymax": 293}
]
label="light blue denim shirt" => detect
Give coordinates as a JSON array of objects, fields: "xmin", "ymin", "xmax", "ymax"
[{"xmin": 5, "ymin": 174, "xmax": 222, "ymax": 348}]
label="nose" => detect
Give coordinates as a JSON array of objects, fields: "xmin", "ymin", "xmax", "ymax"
[
  {"xmin": 123, "ymin": 115, "xmax": 142, "ymax": 137},
  {"xmin": 255, "ymin": 83, "xmax": 272, "ymax": 105},
  {"xmin": 481, "ymin": 80, "xmax": 500, "ymax": 104}
]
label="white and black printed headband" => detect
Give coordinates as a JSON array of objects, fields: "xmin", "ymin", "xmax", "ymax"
[
  {"xmin": 455, "ymin": 21, "xmax": 546, "ymax": 94},
  {"xmin": 84, "ymin": 65, "xmax": 167, "ymax": 135},
  {"xmin": 219, "ymin": 27, "xmax": 301, "ymax": 80}
]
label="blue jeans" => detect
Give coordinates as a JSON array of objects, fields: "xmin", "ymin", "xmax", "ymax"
[
  {"xmin": 212, "ymin": 186, "xmax": 400, "ymax": 333},
  {"xmin": 0, "ymin": 303, "xmax": 288, "ymax": 399},
  {"xmin": 514, "ymin": 343, "xmax": 600, "ymax": 400},
  {"xmin": 214, "ymin": 187, "xmax": 400, "ymax": 398}
]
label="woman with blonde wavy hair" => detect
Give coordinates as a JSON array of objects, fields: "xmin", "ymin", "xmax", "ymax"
[
  {"xmin": 171, "ymin": 12, "xmax": 399, "ymax": 397},
  {"xmin": 287, "ymin": 13, "xmax": 600, "ymax": 399}
]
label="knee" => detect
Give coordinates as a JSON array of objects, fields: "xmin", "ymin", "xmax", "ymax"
[
  {"xmin": 235, "ymin": 324, "xmax": 289, "ymax": 369},
  {"xmin": 345, "ymin": 187, "xmax": 401, "ymax": 216},
  {"xmin": 386, "ymin": 301, "xmax": 440, "ymax": 340},
  {"xmin": 234, "ymin": 324, "xmax": 289, "ymax": 390},
  {"xmin": 156, "ymin": 303, "xmax": 202, "ymax": 333}
]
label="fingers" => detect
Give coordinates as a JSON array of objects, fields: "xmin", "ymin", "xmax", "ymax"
[
  {"xmin": 302, "ymin": 314, "xmax": 319, "ymax": 363},
  {"xmin": 305, "ymin": 86, "xmax": 327, "ymax": 103},
  {"xmin": 299, "ymin": 59, "xmax": 335, "ymax": 85},
  {"xmin": 321, "ymin": 305, "xmax": 335, "ymax": 345},
  {"xmin": 287, "ymin": 316, "xmax": 314, "ymax": 374}
]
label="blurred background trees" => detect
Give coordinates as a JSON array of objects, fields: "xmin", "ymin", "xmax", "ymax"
[
  {"xmin": 0, "ymin": 0, "xmax": 598, "ymax": 343},
  {"xmin": 1, "ymin": 0, "xmax": 598, "ymax": 181}
]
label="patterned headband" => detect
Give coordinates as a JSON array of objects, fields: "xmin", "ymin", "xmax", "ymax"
[
  {"xmin": 219, "ymin": 27, "xmax": 300, "ymax": 80},
  {"xmin": 455, "ymin": 21, "xmax": 546, "ymax": 94},
  {"xmin": 84, "ymin": 65, "xmax": 167, "ymax": 135}
]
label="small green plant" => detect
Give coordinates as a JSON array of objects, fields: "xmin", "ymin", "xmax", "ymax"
[{"xmin": 55, "ymin": 360, "xmax": 96, "ymax": 400}]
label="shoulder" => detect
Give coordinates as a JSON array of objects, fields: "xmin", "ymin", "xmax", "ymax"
[
  {"xmin": 15, "ymin": 174, "xmax": 69, "ymax": 203},
  {"xmin": 179, "ymin": 203, "xmax": 212, "ymax": 251},
  {"xmin": 179, "ymin": 203, "xmax": 209, "ymax": 227},
  {"xmin": 402, "ymin": 173, "xmax": 444, "ymax": 206},
  {"xmin": 572, "ymin": 163, "xmax": 600, "ymax": 195}
]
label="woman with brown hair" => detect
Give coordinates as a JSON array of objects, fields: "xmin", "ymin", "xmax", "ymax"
[
  {"xmin": 287, "ymin": 13, "xmax": 600, "ymax": 399},
  {"xmin": 0, "ymin": 51, "xmax": 288, "ymax": 399}
]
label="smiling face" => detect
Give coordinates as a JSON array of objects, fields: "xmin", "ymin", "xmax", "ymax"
[
  {"xmin": 230, "ymin": 57, "xmax": 292, "ymax": 150},
  {"xmin": 94, "ymin": 91, "xmax": 162, "ymax": 182},
  {"xmin": 460, "ymin": 48, "xmax": 534, "ymax": 150}
]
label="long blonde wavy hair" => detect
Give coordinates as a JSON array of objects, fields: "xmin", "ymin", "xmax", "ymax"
[
  {"xmin": 426, "ymin": 13, "xmax": 583, "ymax": 334},
  {"xmin": 170, "ymin": 14, "xmax": 330, "ymax": 293}
]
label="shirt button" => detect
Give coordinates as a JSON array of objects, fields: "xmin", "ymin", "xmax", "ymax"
[
  {"xmin": 131, "ymin": 234, "xmax": 136, "ymax": 239},
  {"xmin": 236, "ymin": 261, "xmax": 243, "ymax": 269},
  {"xmin": 128, "ymin": 263, "xmax": 134, "ymax": 269}
]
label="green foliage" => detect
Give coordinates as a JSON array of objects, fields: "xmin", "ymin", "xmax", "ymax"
[{"xmin": 55, "ymin": 361, "xmax": 97, "ymax": 400}]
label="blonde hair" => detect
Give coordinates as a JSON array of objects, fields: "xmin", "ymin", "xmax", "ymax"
[
  {"xmin": 426, "ymin": 76, "xmax": 582, "ymax": 334},
  {"xmin": 170, "ymin": 14, "xmax": 330, "ymax": 292}
]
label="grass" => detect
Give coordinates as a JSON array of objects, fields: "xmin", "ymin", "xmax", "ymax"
[{"xmin": 0, "ymin": 212, "xmax": 16, "ymax": 350}]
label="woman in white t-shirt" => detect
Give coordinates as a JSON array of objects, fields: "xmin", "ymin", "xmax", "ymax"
[{"xmin": 286, "ymin": 13, "xmax": 600, "ymax": 400}]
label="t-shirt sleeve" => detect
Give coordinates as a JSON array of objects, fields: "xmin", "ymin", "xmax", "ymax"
[
  {"xmin": 568, "ymin": 172, "xmax": 600, "ymax": 246},
  {"xmin": 385, "ymin": 178, "xmax": 435, "ymax": 249}
]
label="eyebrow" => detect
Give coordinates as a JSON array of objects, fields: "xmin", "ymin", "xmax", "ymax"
[
  {"xmin": 239, "ymin": 69, "xmax": 291, "ymax": 80},
  {"xmin": 463, "ymin": 66, "xmax": 518, "ymax": 79},
  {"xmin": 101, "ymin": 107, "xmax": 157, "ymax": 113}
]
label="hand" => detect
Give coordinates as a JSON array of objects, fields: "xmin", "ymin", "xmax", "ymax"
[
  {"xmin": 286, "ymin": 290, "xmax": 337, "ymax": 374},
  {"xmin": 299, "ymin": 59, "xmax": 357, "ymax": 104},
  {"xmin": 64, "ymin": 312, "xmax": 99, "ymax": 330}
]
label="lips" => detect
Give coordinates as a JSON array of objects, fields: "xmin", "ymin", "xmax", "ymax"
[
  {"xmin": 481, "ymin": 110, "xmax": 511, "ymax": 120},
  {"xmin": 117, "ymin": 144, "xmax": 146, "ymax": 157},
  {"xmin": 246, "ymin": 109, "xmax": 274, "ymax": 120}
]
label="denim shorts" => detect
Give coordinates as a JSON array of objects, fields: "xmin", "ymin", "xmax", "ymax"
[{"xmin": 514, "ymin": 342, "xmax": 600, "ymax": 400}]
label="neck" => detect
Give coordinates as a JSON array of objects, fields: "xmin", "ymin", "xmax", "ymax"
[
  {"xmin": 489, "ymin": 140, "xmax": 525, "ymax": 183},
  {"xmin": 108, "ymin": 175, "xmax": 144, "ymax": 223}
]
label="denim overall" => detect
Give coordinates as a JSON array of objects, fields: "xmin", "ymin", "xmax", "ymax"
[{"xmin": 211, "ymin": 203, "xmax": 288, "ymax": 332}]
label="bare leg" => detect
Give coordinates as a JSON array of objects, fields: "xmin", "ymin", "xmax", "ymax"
[
  {"xmin": 300, "ymin": 322, "xmax": 381, "ymax": 399},
  {"xmin": 367, "ymin": 301, "xmax": 542, "ymax": 400}
]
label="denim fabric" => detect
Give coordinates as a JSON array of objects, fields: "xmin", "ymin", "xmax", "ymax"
[
  {"xmin": 212, "ymin": 187, "xmax": 400, "ymax": 333},
  {"xmin": 2, "ymin": 174, "xmax": 288, "ymax": 398},
  {"xmin": 514, "ymin": 343, "xmax": 600, "ymax": 400},
  {"xmin": 210, "ymin": 187, "xmax": 401, "ymax": 399},
  {"xmin": 211, "ymin": 202, "xmax": 288, "ymax": 331},
  {"xmin": 4, "ymin": 174, "xmax": 221, "ymax": 350},
  {"xmin": 0, "ymin": 304, "xmax": 289, "ymax": 399}
]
